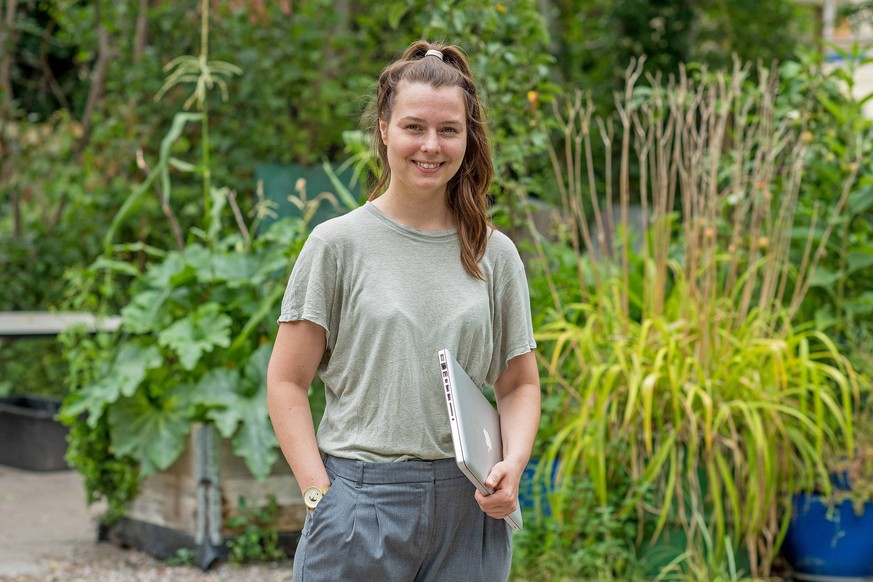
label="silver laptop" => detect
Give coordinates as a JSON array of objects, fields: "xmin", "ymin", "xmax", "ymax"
[{"xmin": 438, "ymin": 349, "xmax": 523, "ymax": 531}]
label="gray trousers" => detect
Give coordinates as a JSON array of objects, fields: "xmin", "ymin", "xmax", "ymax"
[{"xmin": 292, "ymin": 455, "xmax": 512, "ymax": 582}]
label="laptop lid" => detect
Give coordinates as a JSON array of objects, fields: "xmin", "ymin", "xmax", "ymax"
[{"xmin": 439, "ymin": 348, "xmax": 523, "ymax": 531}]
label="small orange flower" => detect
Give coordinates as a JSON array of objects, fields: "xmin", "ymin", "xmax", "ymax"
[
  {"xmin": 496, "ymin": 3, "xmax": 507, "ymax": 13},
  {"xmin": 758, "ymin": 236, "xmax": 769, "ymax": 250}
]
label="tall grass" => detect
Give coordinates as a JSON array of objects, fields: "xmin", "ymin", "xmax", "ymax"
[{"xmin": 528, "ymin": 59, "xmax": 862, "ymax": 577}]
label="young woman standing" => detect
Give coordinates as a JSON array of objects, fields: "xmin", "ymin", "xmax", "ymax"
[{"xmin": 267, "ymin": 40, "xmax": 541, "ymax": 582}]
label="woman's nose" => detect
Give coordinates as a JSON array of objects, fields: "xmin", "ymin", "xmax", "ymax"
[{"xmin": 420, "ymin": 130, "xmax": 440, "ymax": 153}]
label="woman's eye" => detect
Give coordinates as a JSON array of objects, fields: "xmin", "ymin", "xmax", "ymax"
[{"xmin": 441, "ymin": 127, "xmax": 458, "ymax": 133}]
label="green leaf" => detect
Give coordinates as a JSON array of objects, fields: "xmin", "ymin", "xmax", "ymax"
[
  {"xmin": 109, "ymin": 390, "xmax": 192, "ymax": 474},
  {"xmin": 845, "ymin": 292, "xmax": 873, "ymax": 316},
  {"xmin": 194, "ymin": 368, "xmax": 243, "ymax": 436},
  {"xmin": 90, "ymin": 257, "xmax": 142, "ymax": 278},
  {"xmin": 61, "ymin": 343, "xmax": 162, "ymax": 426},
  {"xmin": 202, "ymin": 344, "xmax": 278, "ymax": 478},
  {"xmin": 808, "ymin": 266, "xmax": 841, "ymax": 288},
  {"xmin": 322, "ymin": 159, "xmax": 359, "ymax": 211},
  {"xmin": 145, "ymin": 252, "xmax": 196, "ymax": 288},
  {"xmin": 158, "ymin": 303, "xmax": 233, "ymax": 370},
  {"xmin": 120, "ymin": 289, "xmax": 172, "ymax": 333},
  {"xmin": 819, "ymin": 95, "xmax": 847, "ymax": 124},
  {"xmin": 158, "ymin": 112, "xmax": 204, "ymax": 206},
  {"xmin": 209, "ymin": 252, "xmax": 259, "ymax": 286},
  {"xmin": 103, "ymin": 170, "xmax": 158, "ymax": 253},
  {"xmin": 387, "ymin": 3, "xmax": 410, "ymax": 29},
  {"xmin": 208, "ymin": 186, "xmax": 229, "ymax": 243},
  {"xmin": 168, "ymin": 157, "xmax": 198, "ymax": 173},
  {"xmin": 230, "ymin": 406, "xmax": 279, "ymax": 480},
  {"xmin": 180, "ymin": 244, "xmax": 215, "ymax": 282},
  {"xmin": 848, "ymin": 185, "xmax": 873, "ymax": 214},
  {"xmin": 847, "ymin": 248, "xmax": 873, "ymax": 274}
]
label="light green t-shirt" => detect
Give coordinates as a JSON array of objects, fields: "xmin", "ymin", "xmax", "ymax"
[{"xmin": 278, "ymin": 202, "xmax": 536, "ymax": 462}]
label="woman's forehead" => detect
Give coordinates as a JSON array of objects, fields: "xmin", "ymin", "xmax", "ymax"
[{"xmin": 390, "ymin": 81, "xmax": 466, "ymax": 120}]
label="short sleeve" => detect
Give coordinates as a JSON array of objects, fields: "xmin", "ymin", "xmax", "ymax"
[
  {"xmin": 278, "ymin": 235, "xmax": 339, "ymax": 343},
  {"xmin": 486, "ymin": 265, "xmax": 537, "ymax": 384}
]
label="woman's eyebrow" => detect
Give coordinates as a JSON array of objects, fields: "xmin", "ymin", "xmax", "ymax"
[{"xmin": 398, "ymin": 115, "xmax": 464, "ymax": 126}]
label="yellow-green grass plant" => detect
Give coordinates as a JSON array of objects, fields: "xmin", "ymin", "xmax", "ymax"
[{"xmin": 527, "ymin": 58, "xmax": 862, "ymax": 578}]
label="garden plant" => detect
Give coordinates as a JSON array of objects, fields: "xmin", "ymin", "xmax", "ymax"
[
  {"xmin": 519, "ymin": 58, "xmax": 864, "ymax": 580},
  {"xmin": 57, "ymin": 0, "xmax": 346, "ymax": 525}
]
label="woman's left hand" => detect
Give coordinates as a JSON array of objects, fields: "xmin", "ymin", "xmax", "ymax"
[{"xmin": 474, "ymin": 458, "xmax": 525, "ymax": 519}]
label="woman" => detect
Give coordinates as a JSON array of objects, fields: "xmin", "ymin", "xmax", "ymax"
[{"xmin": 267, "ymin": 40, "xmax": 540, "ymax": 582}]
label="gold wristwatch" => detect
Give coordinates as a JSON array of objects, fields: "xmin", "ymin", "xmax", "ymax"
[{"xmin": 303, "ymin": 485, "xmax": 330, "ymax": 511}]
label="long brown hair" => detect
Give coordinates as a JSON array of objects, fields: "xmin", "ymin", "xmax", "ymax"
[{"xmin": 365, "ymin": 40, "xmax": 493, "ymax": 280}]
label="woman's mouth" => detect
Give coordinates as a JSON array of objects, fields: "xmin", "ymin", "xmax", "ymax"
[{"xmin": 414, "ymin": 161, "xmax": 443, "ymax": 170}]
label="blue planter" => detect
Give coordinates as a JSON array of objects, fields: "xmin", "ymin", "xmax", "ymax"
[
  {"xmin": 518, "ymin": 458, "xmax": 558, "ymax": 516},
  {"xmin": 782, "ymin": 493, "xmax": 873, "ymax": 580}
]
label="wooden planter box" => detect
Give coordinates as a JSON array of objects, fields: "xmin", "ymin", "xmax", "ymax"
[
  {"xmin": 106, "ymin": 425, "xmax": 304, "ymax": 569},
  {"xmin": 0, "ymin": 396, "xmax": 69, "ymax": 471}
]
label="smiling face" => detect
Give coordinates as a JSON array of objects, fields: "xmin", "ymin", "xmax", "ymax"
[{"xmin": 379, "ymin": 81, "xmax": 468, "ymax": 201}]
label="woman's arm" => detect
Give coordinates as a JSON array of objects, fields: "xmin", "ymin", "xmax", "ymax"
[
  {"xmin": 474, "ymin": 350, "xmax": 541, "ymax": 519},
  {"xmin": 267, "ymin": 320, "xmax": 330, "ymax": 495}
]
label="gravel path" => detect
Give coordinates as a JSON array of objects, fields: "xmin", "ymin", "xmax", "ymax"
[
  {"xmin": 0, "ymin": 466, "xmax": 294, "ymax": 581},
  {"xmin": 0, "ymin": 546, "xmax": 294, "ymax": 582}
]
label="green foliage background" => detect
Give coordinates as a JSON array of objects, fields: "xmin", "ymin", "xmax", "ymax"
[{"xmin": 2, "ymin": 0, "xmax": 872, "ymax": 578}]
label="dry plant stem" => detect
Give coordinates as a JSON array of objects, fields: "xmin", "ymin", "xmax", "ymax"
[
  {"xmin": 136, "ymin": 149, "xmax": 185, "ymax": 249},
  {"xmin": 226, "ymin": 189, "xmax": 251, "ymax": 247},
  {"xmin": 581, "ymin": 97, "xmax": 606, "ymax": 258},
  {"xmin": 580, "ymin": 99, "xmax": 606, "ymax": 292},
  {"xmin": 598, "ymin": 117, "xmax": 616, "ymax": 257},
  {"xmin": 39, "ymin": 20, "xmax": 70, "ymax": 112},
  {"xmin": 77, "ymin": 0, "xmax": 115, "ymax": 157},
  {"xmin": 543, "ymin": 95, "xmax": 601, "ymax": 297},
  {"xmin": 787, "ymin": 159, "xmax": 861, "ymax": 321},
  {"xmin": 520, "ymin": 194, "xmax": 562, "ymax": 314},
  {"xmin": 615, "ymin": 57, "xmax": 646, "ymax": 318}
]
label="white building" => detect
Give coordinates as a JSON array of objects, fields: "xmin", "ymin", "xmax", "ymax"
[{"xmin": 805, "ymin": 0, "xmax": 873, "ymax": 116}]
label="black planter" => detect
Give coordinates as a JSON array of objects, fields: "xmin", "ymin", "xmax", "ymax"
[{"xmin": 0, "ymin": 396, "xmax": 69, "ymax": 471}]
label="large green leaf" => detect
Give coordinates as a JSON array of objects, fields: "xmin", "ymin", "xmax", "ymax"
[
  {"xmin": 180, "ymin": 244, "xmax": 214, "ymax": 283},
  {"xmin": 120, "ymin": 289, "xmax": 173, "ymax": 333},
  {"xmin": 145, "ymin": 252, "xmax": 196, "ymax": 288},
  {"xmin": 201, "ymin": 344, "xmax": 278, "ymax": 478},
  {"xmin": 210, "ymin": 252, "xmax": 260, "ymax": 287},
  {"xmin": 193, "ymin": 368, "xmax": 242, "ymax": 436},
  {"xmin": 230, "ymin": 404, "xmax": 280, "ymax": 480},
  {"xmin": 108, "ymin": 390, "xmax": 192, "ymax": 475},
  {"xmin": 158, "ymin": 303, "xmax": 232, "ymax": 370},
  {"xmin": 61, "ymin": 343, "xmax": 162, "ymax": 426}
]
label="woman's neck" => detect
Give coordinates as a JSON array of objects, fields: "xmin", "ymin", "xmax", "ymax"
[{"xmin": 371, "ymin": 189, "xmax": 456, "ymax": 231}]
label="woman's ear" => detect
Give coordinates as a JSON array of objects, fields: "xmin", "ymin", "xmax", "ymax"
[{"xmin": 379, "ymin": 119, "xmax": 388, "ymax": 145}]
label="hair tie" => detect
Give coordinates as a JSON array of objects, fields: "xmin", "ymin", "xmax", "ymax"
[{"xmin": 424, "ymin": 49, "xmax": 444, "ymax": 61}]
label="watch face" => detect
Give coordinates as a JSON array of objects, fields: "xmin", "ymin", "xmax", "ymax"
[{"xmin": 304, "ymin": 487, "xmax": 324, "ymax": 509}]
